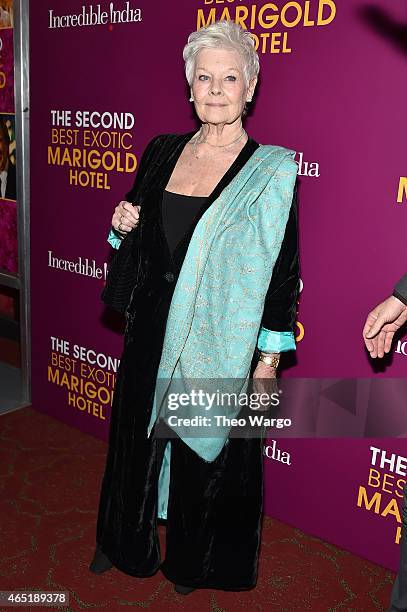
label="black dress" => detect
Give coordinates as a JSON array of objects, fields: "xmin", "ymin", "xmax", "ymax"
[
  {"xmin": 161, "ymin": 189, "xmax": 207, "ymax": 256},
  {"xmin": 95, "ymin": 134, "xmax": 299, "ymax": 590}
]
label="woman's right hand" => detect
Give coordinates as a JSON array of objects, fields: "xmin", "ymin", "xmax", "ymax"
[{"xmin": 112, "ymin": 201, "xmax": 140, "ymax": 235}]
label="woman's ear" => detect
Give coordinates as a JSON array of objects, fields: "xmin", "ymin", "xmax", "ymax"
[{"xmin": 247, "ymin": 77, "xmax": 258, "ymax": 102}]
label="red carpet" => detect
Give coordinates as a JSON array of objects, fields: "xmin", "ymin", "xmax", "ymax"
[{"xmin": 0, "ymin": 407, "xmax": 395, "ymax": 611}]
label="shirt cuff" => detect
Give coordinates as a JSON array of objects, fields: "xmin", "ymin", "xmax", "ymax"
[
  {"xmin": 393, "ymin": 290, "xmax": 407, "ymax": 307},
  {"xmin": 107, "ymin": 227, "xmax": 123, "ymax": 250},
  {"xmin": 257, "ymin": 327, "xmax": 296, "ymax": 353}
]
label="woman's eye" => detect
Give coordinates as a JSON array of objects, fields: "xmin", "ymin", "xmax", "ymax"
[
  {"xmin": 225, "ymin": 75, "xmax": 237, "ymax": 81},
  {"xmin": 198, "ymin": 75, "xmax": 209, "ymax": 81}
]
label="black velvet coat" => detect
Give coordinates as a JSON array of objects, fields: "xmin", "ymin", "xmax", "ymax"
[{"xmin": 96, "ymin": 132, "xmax": 299, "ymax": 590}]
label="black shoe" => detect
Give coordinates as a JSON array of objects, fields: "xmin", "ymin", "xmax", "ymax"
[
  {"xmin": 174, "ymin": 584, "xmax": 196, "ymax": 595},
  {"xmin": 89, "ymin": 546, "xmax": 113, "ymax": 574}
]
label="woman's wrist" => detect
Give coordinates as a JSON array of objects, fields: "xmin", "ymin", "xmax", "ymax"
[
  {"xmin": 257, "ymin": 350, "xmax": 280, "ymax": 368},
  {"xmin": 112, "ymin": 225, "xmax": 126, "ymax": 238}
]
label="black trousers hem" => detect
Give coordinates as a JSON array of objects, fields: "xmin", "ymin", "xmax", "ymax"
[
  {"xmin": 97, "ymin": 543, "xmax": 161, "ymax": 578},
  {"xmin": 160, "ymin": 563, "xmax": 257, "ymax": 591},
  {"xmin": 96, "ymin": 540, "xmax": 258, "ymax": 590}
]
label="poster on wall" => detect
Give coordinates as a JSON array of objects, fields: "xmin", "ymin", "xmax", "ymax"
[
  {"xmin": 0, "ymin": 0, "xmax": 17, "ymax": 276},
  {"xmin": 30, "ymin": 0, "xmax": 407, "ymax": 572}
]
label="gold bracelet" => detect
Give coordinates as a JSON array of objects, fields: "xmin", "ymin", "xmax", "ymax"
[{"xmin": 258, "ymin": 353, "xmax": 280, "ymax": 368}]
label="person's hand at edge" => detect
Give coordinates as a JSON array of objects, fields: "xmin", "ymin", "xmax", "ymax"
[{"xmin": 363, "ymin": 296, "xmax": 407, "ymax": 358}]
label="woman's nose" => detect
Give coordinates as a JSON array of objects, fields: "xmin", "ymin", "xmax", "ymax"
[{"xmin": 210, "ymin": 80, "xmax": 223, "ymax": 95}]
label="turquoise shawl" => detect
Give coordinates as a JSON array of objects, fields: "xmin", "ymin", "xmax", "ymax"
[{"xmin": 147, "ymin": 145, "xmax": 297, "ymax": 512}]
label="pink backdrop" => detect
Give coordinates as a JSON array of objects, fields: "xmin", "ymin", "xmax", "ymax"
[
  {"xmin": 30, "ymin": 0, "xmax": 407, "ymax": 571},
  {"xmin": 0, "ymin": 12, "xmax": 17, "ymax": 274}
]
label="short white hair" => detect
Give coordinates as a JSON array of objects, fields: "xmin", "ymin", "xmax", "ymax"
[{"xmin": 183, "ymin": 20, "xmax": 260, "ymax": 87}]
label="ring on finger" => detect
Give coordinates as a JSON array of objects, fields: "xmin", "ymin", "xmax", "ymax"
[{"xmin": 118, "ymin": 222, "xmax": 122, "ymax": 231}]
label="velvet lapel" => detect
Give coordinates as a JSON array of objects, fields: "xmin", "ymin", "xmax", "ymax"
[
  {"xmin": 131, "ymin": 132, "xmax": 195, "ymax": 265},
  {"xmin": 138, "ymin": 132, "xmax": 196, "ymax": 216}
]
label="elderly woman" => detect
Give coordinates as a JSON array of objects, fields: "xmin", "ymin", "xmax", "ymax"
[{"xmin": 90, "ymin": 20, "xmax": 299, "ymax": 594}]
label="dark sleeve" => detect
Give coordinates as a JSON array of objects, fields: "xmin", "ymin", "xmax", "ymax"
[
  {"xmin": 393, "ymin": 274, "xmax": 407, "ymax": 306},
  {"xmin": 108, "ymin": 135, "xmax": 162, "ymax": 245},
  {"xmin": 103, "ymin": 136, "xmax": 163, "ymax": 311},
  {"xmin": 260, "ymin": 182, "xmax": 300, "ymax": 332},
  {"xmin": 124, "ymin": 134, "xmax": 162, "ymax": 203}
]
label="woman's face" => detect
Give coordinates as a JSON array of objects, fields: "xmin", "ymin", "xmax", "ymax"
[{"xmin": 191, "ymin": 47, "xmax": 256, "ymax": 127}]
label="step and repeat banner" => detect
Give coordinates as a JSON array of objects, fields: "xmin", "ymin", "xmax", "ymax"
[{"xmin": 30, "ymin": 1, "xmax": 407, "ymax": 571}]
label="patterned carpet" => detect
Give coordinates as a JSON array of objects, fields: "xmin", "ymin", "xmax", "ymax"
[{"xmin": 0, "ymin": 407, "xmax": 395, "ymax": 611}]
